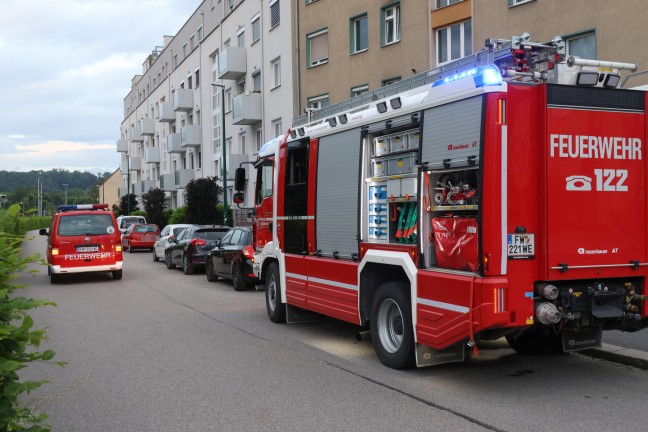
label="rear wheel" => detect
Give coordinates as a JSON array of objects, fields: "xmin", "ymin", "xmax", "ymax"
[
  {"xmin": 506, "ymin": 326, "xmax": 563, "ymax": 356},
  {"xmin": 165, "ymin": 250, "xmax": 176, "ymax": 269},
  {"xmin": 112, "ymin": 270, "xmax": 123, "ymax": 280},
  {"xmin": 205, "ymin": 258, "xmax": 218, "ymax": 282},
  {"xmin": 183, "ymin": 254, "xmax": 194, "ymax": 275},
  {"xmin": 370, "ymin": 282, "xmax": 415, "ymax": 369},
  {"xmin": 50, "ymin": 270, "xmax": 61, "ymax": 285},
  {"xmin": 265, "ymin": 262, "xmax": 285, "ymax": 323},
  {"xmin": 232, "ymin": 264, "xmax": 246, "ymax": 291},
  {"xmin": 128, "ymin": 243, "xmax": 133, "ymax": 253},
  {"xmin": 153, "ymin": 248, "xmax": 159, "ymax": 262}
]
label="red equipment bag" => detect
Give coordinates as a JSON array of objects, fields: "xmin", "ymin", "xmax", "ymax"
[{"xmin": 431, "ymin": 217, "xmax": 478, "ymax": 272}]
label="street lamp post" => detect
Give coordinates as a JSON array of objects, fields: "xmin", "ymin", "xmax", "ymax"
[
  {"xmin": 62, "ymin": 183, "xmax": 69, "ymax": 205},
  {"xmin": 211, "ymin": 82, "xmax": 228, "ymax": 226}
]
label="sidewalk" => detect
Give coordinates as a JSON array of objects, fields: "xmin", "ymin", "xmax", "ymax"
[{"xmin": 581, "ymin": 343, "xmax": 648, "ymax": 370}]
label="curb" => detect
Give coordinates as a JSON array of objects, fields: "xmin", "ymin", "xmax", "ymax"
[{"xmin": 579, "ymin": 343, "xmax": 648, "ymax": 370}]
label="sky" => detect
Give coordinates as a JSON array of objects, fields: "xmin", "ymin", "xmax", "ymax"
[{"xmin": 0, "ymin": 0, "xmax": 203, "ymax": 175}]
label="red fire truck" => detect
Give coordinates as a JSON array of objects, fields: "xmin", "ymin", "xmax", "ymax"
[{"xmin": 234, "ymin": 33, "xmax": 648, "ymax": 369}]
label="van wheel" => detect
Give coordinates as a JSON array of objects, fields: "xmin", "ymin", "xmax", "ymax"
[
  {"xmin": 370, "ymin": 282, "xmax": 415, "ymax": 369},
  {"xmin": 206, "ymin": 258, "xmax": 218, "ymax": 282},
  {"xmin": 50, "ymin": 271, "xmax": 61, "ymax": 285},
  {"xmin": 112, "ymin": 270, "xmax": 123, "ymax": 280},
  {"xmin": 265, "ymin": 262, "xmax": 285, "ymax": 323},
  {"xmin": 165, "ymin": 251, "xmax": 176, "ymax": 269}
]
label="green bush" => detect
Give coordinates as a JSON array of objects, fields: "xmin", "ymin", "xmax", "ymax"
[
  {"xmin": 0, "ymin": 204, "xmax": 61, "ymax": 431},
  {"xmin": 168, "ymin": 206, "xmax": 188, "ymax": 224},
  {"xmin": 130, "ymin": 210, "xmax": 147, "ymax": 218}
]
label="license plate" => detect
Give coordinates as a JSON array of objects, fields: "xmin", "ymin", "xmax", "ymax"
[
  {"xmin": 143, "ymin": 235, "xmax": 154, "ymax": 241},
  {"xmin": 507, "ymin": 234, "xmax": 534, "ymax": 259},
  {"xmin": 77, "ymin": 246, "xmax": 99, "ymax": 252}
]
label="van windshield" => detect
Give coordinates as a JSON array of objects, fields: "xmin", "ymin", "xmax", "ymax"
[{"xmin": 57, "ymin": 214, "xmax": 115, "ymax": 236}]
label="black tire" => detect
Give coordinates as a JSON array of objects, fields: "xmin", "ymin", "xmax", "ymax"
[
  {"xmin": 232, "ymin": 264, "xmax": 246, "ymax": 291},
  {"xmin": 370, "ymin": 282, "xmax": 415, "ymax": 369},
  {"xmin": 183, "ymin": 254, "xmax": 194, "ymax": 275},
  {"xmin": 205, "ymin": 258, "xmax": 218, "ymax": 282},
  {"xmin": 50, "ymin": 271, "xmax": 61, "ymax": 285},
  {"xmin": 153, "ymin": 249, "xmax": 159, "ymax": 262},
  {"xmin": 165, "ymin": 250, "xmax": 176, "ymax": 269},
  {"xmin": 112, "ymin": 270, "xmax": 123, "ymax": 280},
  {"xmin": 128, "ymin": 243, "xmax": 133, "ymax": 253},
  {"xmin": 506, "ymin": 326, "xmax": 563, "ymax": 356},
  {"xmin": 265, "ymin": 262, "xmax": 286, "ymax": 323}
]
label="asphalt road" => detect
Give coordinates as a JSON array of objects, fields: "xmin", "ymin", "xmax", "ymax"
[{"xmin": 18, "ymin": 232, "xmax": 648, "ymax": 432}]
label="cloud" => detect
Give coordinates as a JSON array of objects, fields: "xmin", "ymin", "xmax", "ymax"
[{"xmin": 14, "ymin": 140, "xmax": 115, "ymax": 155}]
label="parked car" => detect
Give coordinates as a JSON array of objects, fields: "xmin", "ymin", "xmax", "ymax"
[
  {"xmin": 205, "ymin": 226, "xmax": 258, "ymax": 290},
  {"xmin": 165, "ymin": 225, "xmax": 230, "ymax": 274},
  {"xmin": 153, "ymin": 224, "xmax": 192, "ymax": 262},
  {"xmin": 121, "ymin": 223, "xmax": 160, "ymax": 252}
]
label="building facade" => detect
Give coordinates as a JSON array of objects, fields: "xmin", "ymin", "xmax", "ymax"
[{"xmin": 99, "ymin": 169, "xmax": 122, "ymax": 209}]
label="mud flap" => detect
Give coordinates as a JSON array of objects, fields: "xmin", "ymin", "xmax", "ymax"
[
  {"xmin": 562, "ymin": 327, "xmax": 602, "ymax": 352},
  {"xmin": 415, "ymin": 342, "xmax": 465, "ymax": 367},
  {"xmin": 286, "ymin": 304, "xmax": 324, "ymax": 323}
]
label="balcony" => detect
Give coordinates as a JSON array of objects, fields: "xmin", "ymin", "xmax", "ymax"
[
  {"xmin": 139, "ymin": 118, "xmax": 155, "ymax": 136},
  {"xmin": 232, "ymin": 93, "xmax": 262, "ymax": 125},
  {"xmin": 181, "ymin": 125, "xmax": 202, "ymax": 148},
  {"xmin": 166, "ymin": 133, "xmax": 184, "ymax": 153},
  {"xmin": 144, "ymin": 147, "xmax": 160, "ymax": 164},
  {"xmin": 129, "ymin": 157, "xmax": 142, "ymax": 171},
  {"xmin": 116, "ymin": 139, "xmax": 128, "ymax": 152},
  {"xmin": 175, "ymin": 169, "xmax": 194, "ymax": 189},
  {"xmin": 160, "ymin": 174, "xmax": 176, "ymax": 191},
  {"xmin": 157, "ymin": 102, "xmax": 176, "ymax": 122},
  {"xmin": 130, "ymin": 127, "xmax": 144, "ymax": 143},
  {"xmin": 138, "ymin": 180, "xmax": 156, "ymax": 195},
  {"xmin": 173, "ymin": 88, "xmax": 193, "ymax": 112},
  {"xmin": 119, "ymin": 155, "xmax": 129, "ymax": 173},
  {"xmin": 217, "ymin": 47, "xmax": 247, "ymax": 80}
]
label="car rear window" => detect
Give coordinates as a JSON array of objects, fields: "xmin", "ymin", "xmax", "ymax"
[
  {"xmin": 57, "ymin": 214, "xmax": 115, "ymax": 236},
  {"xmin": 134, "ymin": 225, "xmax": 157, "ymax": 233},
  {"xmin": 195, "ymin": 229, "xmax": 229, "ymax": 240}
]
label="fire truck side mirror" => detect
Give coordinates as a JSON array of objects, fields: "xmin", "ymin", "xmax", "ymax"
[{"xmin": 234, "ymin": 168, "xmax": 246, "ymax": 191}]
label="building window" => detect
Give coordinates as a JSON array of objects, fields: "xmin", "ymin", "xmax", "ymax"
[
  {"xmin": 198, "ymin": 150, "xmax": 202, "ymax": 169},
  {"xmin": 187, "ymin": 75, "xmax": 193, "ymax": 89},
  {"xmin": 351, "ymin": 84, "xmax": 369, "ymax": 97},
  {"xmin": 239, "ymin": 133, "xmax": 247, "ymax": 154},
  {"xmin": 436, "ymin": 20, "xmax": 472, "ymax": 65},
  {"xmin": 508, "ymin": 0, "xmax": 535, "ymax": 6},
  {"xmin": 382, "ymin": 77, "xmax": 401, "ymax": 86},
  {"xmin": 307, "ymin": 28, "xmax": 328, "ymax": 67},
  {"xmin": 270, "ymin": 0, "xmax": 280, "ymax": 28},
  {"xmin": 271, "ymin": 57, "xmax": 281, "ymax": 88},
  {"xmin": 252, "ymin": 71, "xmax": 261, "ymax": 91},
  {"xmin": 272, "ymin": 118, "xmax": 283, "ymax": 137},
  {"xmin": 173, "ymin": 53, "xmax": 178, "ymax": 69},
  {"xmin": 565, "ymin": 30, "xmax": 596, "ymax": 59},
  {"xmin": 307, "ymin": 94, "xmax": 329, "ymax": 110},
  {"xmin": 198, "ymin": 26, "xmax": 204, "ymax": 41},
  {"xmin": 252, "ymin": 15, "xmax": 261, "ymax": 43},
  {"xmin": 237, "ymin": 28, "xmax": 245, "ymax": 47},
  {"xmin": 195, "ymin": 69, "xmax": 200, "ymax": 88},
  {"xmin": 225, "ymin": 88, "xmax": 232, "ymax": 112},
  {"xmin": 350, "ymin": 14, "xmax": 368, "ymax": 54},
  {"xmin": 190, "ymin": 35, "xmax": 196, "ymax": 51},
  {"xmin": 382, "ymin": 3, "xmax": 400, "ymax": 46},
  {"xmin": 182, "ymin": 43, "xmax": 187, "ymax": 58},
  {"xmin": 256, "ymin": 129, "xmax": 262, "ymax": 151},
  {"xmin": 437, "ymin": 0, "xmax": 462, "ymax": 8}
]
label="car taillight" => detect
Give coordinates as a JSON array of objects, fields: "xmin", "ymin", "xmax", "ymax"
[
  {"xmin": 242, "ymin": 246, "xmax": 255, "ymax": 261},
  {"xmin": 52, "ymin": 247, "xmax": 59, "ymax": 256},
  {"xmin": 190, "ymin": 238, "xmax": 207, "ymax": 246},
  {"xmin": 115, "ymin": 245, "xmax": 122, "ymax": 252}
]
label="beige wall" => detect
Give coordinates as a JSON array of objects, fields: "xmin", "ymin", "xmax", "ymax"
[
  {"xmin": 294, "ymin": 0, "xmax": 431, "ymax": 113},
  {"xmin": 100, "ymin": 170, "xmax": 122, "ymax": 209},
  {"xmin": 473, "ymin": 0, "xmax": 648, "ymax": 86}
]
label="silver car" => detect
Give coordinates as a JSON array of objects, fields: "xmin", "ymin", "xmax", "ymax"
[{"xmin": 153, "ymin": 224, "xmax": 191, "ymax": 262}]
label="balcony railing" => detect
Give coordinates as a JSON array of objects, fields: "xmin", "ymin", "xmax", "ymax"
[
  {"xmin": 181, "ymin": 125, "xmax": 202, "ymax": 148},
  {"xmin": 130, "ymin": 127, "xmax": 144, "ymax": 143},
  {"xmin": 174, "ymin": 169, "xmax": 194, "ymax": 189},
  {"xmin": 173, "ymin": 89, "xmax": 193, "ymax": 112},
  {"xmin": 166, "ymin": 133, "xmax": 184, "ymax": 153},
  {"xmin": 160, "ymin": 174, "xmax": 175, "ymax": 191},
  {"xmin": 138, "ymin": 180, "xmax": 156, "ymax": 195},
  {"xmin": 144, "ymin": 147, "xmax": 160, "ymax": 164},
  {"xmin": 232, "ymin": 93, "xmax": 262, "ymax": 125},
  {"xmin": 217, "ymin": 47, "xmax": 247, "ymax": 80},
  {"xmin": 156, "ymin": 102, "xmax": 176, "ymax": 122},
  {"xmin": 139, "ymin": 119, "xmax": 155, "ymax": 136},
  {"xmin": 129, "ymin": 157, "xmax": 142, "ymax": 171},
  {"xmin": 116, "ymin": 139, "xmax": 128, "ymax": 152}
]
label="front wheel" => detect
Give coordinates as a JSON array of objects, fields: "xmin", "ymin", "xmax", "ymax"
[
  {"xmin": 370, "ymin": 282, "xmax": 415, "ymax": 369},
  {"xmin": 205, "ymin": 258, "xmax": 218, "ymax": 282},
  {"xmin": 265, "ymin": 262, "xmax": 286, "ymax": 323}
]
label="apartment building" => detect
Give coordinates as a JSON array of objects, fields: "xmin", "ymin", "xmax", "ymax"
[{"xmin": 117, "ymin": 0, "xmax": 293, "ymax": 209}]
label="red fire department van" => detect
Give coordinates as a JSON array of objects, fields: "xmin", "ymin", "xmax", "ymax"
[
  {"xmin": 235, "ymin": 33, "xmax": 648, "ymax": 369},
  {"xmin": 40, "ymin": 204, "xmax": 123, "ymax": 284}
]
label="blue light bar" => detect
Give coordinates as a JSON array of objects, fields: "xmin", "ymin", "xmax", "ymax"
[
  {"xmin": 57, "ymin": 204, "xmax": 109, "ymax": 212},
  {"xmin": 432, "ymin": 64, "xmax": 503, "ymax": 88}
]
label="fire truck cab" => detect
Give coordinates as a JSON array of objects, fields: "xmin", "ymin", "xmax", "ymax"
[{"xmin": 236, "ymin": 33, "xmax": 648, "ymax": 369}]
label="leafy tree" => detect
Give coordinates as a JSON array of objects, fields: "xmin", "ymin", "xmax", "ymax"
[
  {"xmin": 142, "ymin": 188, "xmax": 167, "ymax": 229},
  {"xmin": 184, "ymin": 177, "xmax": 222, "ymax": 224},
  {"xmin": 117, "ymin": 194, "xmax": 139, "ymax": 216}
]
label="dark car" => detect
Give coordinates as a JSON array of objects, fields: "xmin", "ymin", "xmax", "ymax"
[
  {"xmin": 165, "ymin": 225, "xmax": 230, "ymax": 274},
  {"xmin": 205, "ymin": 227, "xmax": 258, "ymax": 290}
]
